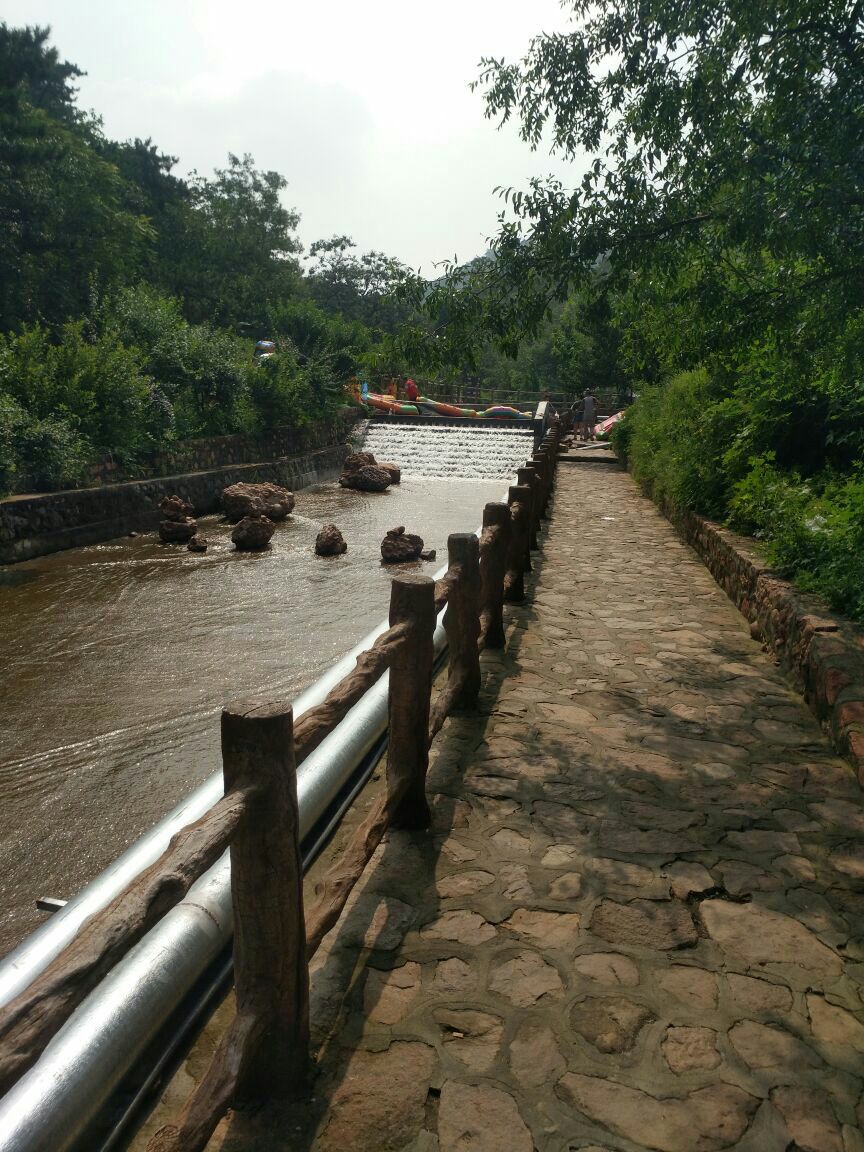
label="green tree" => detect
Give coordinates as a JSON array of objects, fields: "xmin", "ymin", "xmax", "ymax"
[
  {"xmin": 0, "ymin": 24, "xmax": 152, "ymax": 329},
  {"xmin": 410, "ymin": 0, "xmax": 864, "ymax": 362},
  {"xmin": 307, "ymin": 236, "xmax": 412, "ymax": 332},
  {"xmin": 171, "ymin": 153, "xmax": 303, "ymax": 327}
]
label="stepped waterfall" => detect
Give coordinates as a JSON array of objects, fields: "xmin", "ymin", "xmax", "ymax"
[{"xmin": 360, "ymin": 421, "xmax": 534, "ymax": 480}]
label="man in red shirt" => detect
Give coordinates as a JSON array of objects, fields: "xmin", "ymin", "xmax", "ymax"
[{"xmin": 405, "ymin": 378, "xmax": 419, "ymax": 402}]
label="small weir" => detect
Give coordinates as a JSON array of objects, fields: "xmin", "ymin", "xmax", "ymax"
[{"xmin": 361, "ymin": 420, "xmax": 535, "ymax": 478}]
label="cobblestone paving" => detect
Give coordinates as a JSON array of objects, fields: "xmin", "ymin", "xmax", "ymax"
[{"xmin": 218, "ymin": 463, "xmax": 864, "ymax": 1152}]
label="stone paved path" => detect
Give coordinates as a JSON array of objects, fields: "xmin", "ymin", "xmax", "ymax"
[{"xmin": 210, "ymin": 463, "xmax": 864, "ymax": 1152}]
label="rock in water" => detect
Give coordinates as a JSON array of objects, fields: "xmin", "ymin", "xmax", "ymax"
[
  {"xmin": 159, "ymin": 494, "xmax": 194, "ymax": 520},
  {"xmin": 342, "ymin": 451, "xmax": 378, "ymax": 473},
  {"xmin": 159, "ymin": 517, "xmax": 197, "ymax": 543},
  {"xmin": 222, "ymin": 482, "xmax": 295, "ymax": 522},
  {"xmin": 187, "ymin": 534, "xmax": 208, "ymax": 553},
  {"xmin": 340, "ymin": 465, "xmax": 392, "ymax": 492},
  {"xmin": 157, "ymin": 493, "xmax": 197, "ymax": 543},
  {"xmin": 315, "ymin": 524, "xmax": 348, "ymax": 556},
  {"xmin": 381, "ymin": 526, "xmax": 425, "ymax": 563},
  {"xmin": 378, "ymin": 462, "xmax": 402, "ymax": 484},
  {"xmin": 231, "ymin": 514, "xmax": 275, "ymax": 551}
]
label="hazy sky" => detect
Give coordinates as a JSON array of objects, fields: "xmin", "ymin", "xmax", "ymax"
[{"xmin": 6, "ymin": 1, "xmax": 581, "ymax": 272}]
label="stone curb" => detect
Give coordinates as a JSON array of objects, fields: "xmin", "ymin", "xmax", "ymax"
[{"xmin": 673, "ymin": 505, "xmax": 864, "ymax": 784}]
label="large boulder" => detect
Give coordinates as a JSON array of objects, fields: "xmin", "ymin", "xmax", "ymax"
[
  {"xmin": 342, "ymin": 451, "xmax": 378, "ymax": 473},
  {"xmin": 159, "ymin": 517, "xmax": 197, "ymax": 543},
  {"xmin": 381, "ymin": 526, "xmax": 424, "ymax": 563},
  {"xmin": 159, "ymin": 494, "xmax": 194, "ymax": 520},
  {"xmin": 231, "ymin": 514, "xmax": 275, "ymax": 551},
  {"xmin": 315, "ymin": 524, "xmax": 348, "ymax": 556},
  {"xmin": 340, "ymin": 465, "xmax": 392, "ymax": 492},
  {"xmin": 222, "ymin": 482, "xmax": 295, "ymax": 523},
  {"xmin": 187, "ymin": 534, "xmax": 208, "ymax": 553},
  {"xmin": 378, "ymin": 462, "xmax": 402, "ymax": 484}
]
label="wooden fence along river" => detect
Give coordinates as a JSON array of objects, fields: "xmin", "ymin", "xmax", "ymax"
[{"xmin": 0, "ymin": 425, "xmax": 562, "ymax": 1151}]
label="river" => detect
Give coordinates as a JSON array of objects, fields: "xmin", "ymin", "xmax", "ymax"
[{"xmin": 0, "ymin": 474, "xmax": 509, "ymax": 955}]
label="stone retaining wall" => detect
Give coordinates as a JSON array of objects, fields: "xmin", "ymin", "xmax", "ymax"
[
  {"xmin": 9, "ymin": 411, "xmax": 361, "ymax": 493},
  {"xmin": 0, "ymin": 444, "xmax": 348, "ymax": 564},
  {"xmin": 678, "ymin": 508, "xmax": 864, "ymax": 783}
]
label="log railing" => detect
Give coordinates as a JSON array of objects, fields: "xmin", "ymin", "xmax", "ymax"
[{"xmin": 0, "ymin": 424, "xmax": 562, "ymax": 1149}]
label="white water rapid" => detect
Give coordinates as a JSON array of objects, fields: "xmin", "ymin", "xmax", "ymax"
[{"xmin": 361, "ymin": 421, "xmax": 535, "ymax": 480}]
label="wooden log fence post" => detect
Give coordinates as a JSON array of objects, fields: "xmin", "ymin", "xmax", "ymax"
[
  {"xmin": 444, "ymin": 533, "xmax": 481, "ymax": 708},
  {"xmin": 533, "ymin": 450, "xmax": 552, "ymax": 517},
  {"xmin": 221, "ymin": 698, "xmax": 309, "ymax": 1102},
  {"xmin": 479, "ymin": 502, "xmax": 511, "ymax": 648},
  {"xmin": 517, "ymin": 465, "xmax": 539, "ymax": 550},
  {"xmin": 504, "ymin": 484, "xmax": 532, "ymax": 603},
  {"xmin": 387, "ymin": 574, "xmax": 436, "ymax": 829},
  {"xmin": 149, "ymin": 698, "xmax": 308, "ymax": 1152}
]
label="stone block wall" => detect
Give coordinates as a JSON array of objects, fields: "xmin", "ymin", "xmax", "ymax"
[
  {"xmin": 678, "ymin": 509, "xmax": 864, "ymax": 783},
  {"xmin": 79, "ymin": 412, "xmax": 361, "ymax": 487}
]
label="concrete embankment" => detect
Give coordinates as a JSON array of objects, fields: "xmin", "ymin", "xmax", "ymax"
[{"xmin": 0, "ymin": 419, "xmax": 359, "ymax": 564}]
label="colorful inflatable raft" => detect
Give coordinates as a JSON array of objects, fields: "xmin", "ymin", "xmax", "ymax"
[
  {"xmin": 366, "ymin": 393, "xmax": 420, "ymax": 415},
  {"xmin": 595, "ymin": 411, "xmax": 625, "ymax": 438},
  {"xmin": 417, "ymin": 397, "xmax": 532, "ymax": 420},
  {"xmin": 366, "ymin": 392, "xmax": 533, "ymax": 420}
]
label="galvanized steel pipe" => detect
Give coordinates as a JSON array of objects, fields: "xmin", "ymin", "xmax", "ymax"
[
  {"xmin": 0, "ymin": 578, "xmax": 453, "ymax": 1152},
  {"xmin": 0, "ymin": 465, "xmax": 546, "ymax": 1151},
  {"xmin": 0, "ymin": 612, "xmax": 396, "ymax": 1010}
]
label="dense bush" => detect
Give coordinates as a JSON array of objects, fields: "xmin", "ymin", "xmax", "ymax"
[
  {"xmin": 107, "ymin": 285, "xmax": 256, "ymax": 439},
  {"xmin": 729, "ymin": 461, "xmax": 864, "ymax": 623},
  {"xmin": 0, "ymin": 282, "xmax": 358, "ymax": 494},
  {"xmin": 0, "ymin": 322, "xmax": 159, "ymax": 463},
  {"xmin": 612, "ymin": 371, "xmax": 738, "ymax": 519},
  {"xmin": 613, "ymin": 368, "xmax": 864, "ymax": 624},
  {"xmin": 0, "ymin": 392, "xmax": 92, "ymax": 491}
]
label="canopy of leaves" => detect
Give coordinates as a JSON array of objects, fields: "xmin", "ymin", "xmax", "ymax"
[{"xmin": 0, "ymin": 23, "xmax": 416, "ymax": 493}]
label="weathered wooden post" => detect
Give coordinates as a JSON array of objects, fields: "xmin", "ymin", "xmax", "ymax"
[
  {"xmin": 504, "ymin": 484, "xmax": 532, "ymax": 602},
  {"xmin": 387, "ymin": 573, "xmax": 436, "ymax": 828},
  {"xmin": 221, "ymin": 698, "xmax": 309, "ymax": 1101},
  {"xmin": 532, "ymin": 451, "xmax": 550, "ymax": 518},
  {"xmin": 517, "ymin": 465, "xmax": 539, "ymax": 550},
  {"xmin": 445, "ymin": 533, "xmax": 481, "ymax": 707},
  {"xmin": 480, "ymin": 502, "xmax": 511, "ymax": 648},
  {"xmin": 148, "ymin": 697, "xmax": 309, "ymax": 1152}
]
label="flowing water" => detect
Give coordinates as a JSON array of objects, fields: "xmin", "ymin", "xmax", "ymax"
[
  {"xmin": 361, "ymin": 421, "xmax": 535, "ymax": 478},
  {"xmin": 0, "ymin": 459, "xmax": 511, "ymax": 956}
]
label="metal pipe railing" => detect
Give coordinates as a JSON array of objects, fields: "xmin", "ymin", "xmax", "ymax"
[
  {"xmin": 0, "ymin": 564, "xmax": 454, "ymax": 1152},
  {"xmin": 0, "ymin": 443, "xmax": 559, "ymax": 1150},
  {"xmin": 0, "ymin": 613, "xmax": 394, "ymax": 1011}
]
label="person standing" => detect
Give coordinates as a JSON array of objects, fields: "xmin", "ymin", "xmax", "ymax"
[
  {"xmin": 581, "ymin": 389, "xmax": 598, "ymax": 440},
  {"xmin": 570, "ymin": 397, "xmax": 584, "ymax": 439}
]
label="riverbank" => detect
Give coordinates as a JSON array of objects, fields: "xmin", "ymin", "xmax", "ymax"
[{"xmin": 0, "ymin": 414, "xmax": 360, "ymax": 564}]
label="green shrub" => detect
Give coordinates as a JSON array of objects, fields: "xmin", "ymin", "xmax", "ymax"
[
  {"xmin": 620, "ymin": 370, "xmax": 864, "ymax": 624},
  {"xmin": 0, "ymin": 322, "xmax": 156, "ymax": 462},
  {"xmin": 616, "ymin": 370, "xmax": 740, "ymax": 519},
  {"xmin": 0, "ymin": 392, "xmax": 92, "ymax": 493},
  {"xmin": 730, "ymin": 460, "xmax": 864, "ymax": 623},
  {"xmin": 108, "ymin": 285, "xmax": 254, "ymax": 438},
  {"xmin": 246, "ymin": 350, "xmax": 312, "ymax": 428},
  {"xmin": 609, "ymin": 410, "xmax": 634, "ymax": 463}
]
